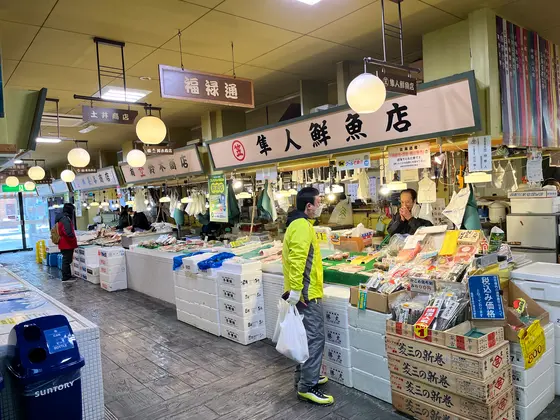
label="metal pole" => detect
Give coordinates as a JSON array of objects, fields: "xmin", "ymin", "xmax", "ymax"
[
  {"xmin": 380, "ymin": 0, "xmax": 387, "ymax": 62},
  {"xmin": 398, "ymin": 0, "xmax": 404, "ymax": 66},
  {"xmin": 121, "ymin": 44, "xmax": 127, "ymax": 102},
  {"xmin": 95, "ymin": 40, "xmax": 102, "ymax": 96}
]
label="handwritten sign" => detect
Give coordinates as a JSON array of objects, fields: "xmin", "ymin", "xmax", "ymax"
[
  {"xmin": 468, "ymin": 135, "xmax": 492, "ymax": 172},
  {"xmin": 518, "ymin": 320, "xmax": 546, "ymax": 369},
  {"xmin": 82, "ymin": 106, "xmax": 138, "ymax": 125}
]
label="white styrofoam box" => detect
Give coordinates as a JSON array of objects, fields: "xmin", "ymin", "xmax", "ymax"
[
  {"xmin": 46, "ymin": 245, "xmax": 59, "ymax": 253},
  {"xmin": 220, "ymin": 297, "xmax": 264, "ymax": 319},
  {"xmin": 177, "ymin": 308, "xmax": 197, "ymax": 327},
  {"xmin": 515, "ymin": 383, "xmax": 555, "ymax": 420},
  {"xmin": 80, "ymin": 264, "xmax": 87, "ymax": 273},
  {"xmin": 323, "ymin": 342, "xmax": 351, "ymax": 368},
  {"xmin": 79, "ymin": 245, "xmax": 101, "ymax": 256},
  {"xmin": 347, "ymin": 304, "xmax": 391, "ymax": 335},
  {"xmin": 349, "ymin": 325, "xmax": 386, "ymax": 357},
  {"xmin": 174, "ymin": 271, "xmax": 196, "ymax": 290},
  {"xmin": 100, "ymin": 279, "xmax": 127, "ymax": 291},
  {"xmin": 175, "ymin": 298, "xmax": 198, "ymax": 315},
  {"xmin": 510, "ymin": 322, "xmax": 554, "ymax": 367},
  {"xmin": 512, "ymin": 263, "xmax": 560, "ymax": 284},
  {"xmin": 351, "ymin": 347, "xmax": 390, "ymax": 381},
  {"xmin": 323, "ymin": 304, "xmax": 348, "ymax": 329},
  {"xmin": 99, "ymin": 255, "xmax": 125, "ymax": 267},
  {"xmin": 182, "ymin": 253, "xmax": 216, "ymax": 274},
  {"xmin": 196, "ymin": 316, "xmax": 221, "ymax": 336},
  {"xmin": 324, "ymin": 324, "xmax": 350, "ymax": 349},
  {"xmin": 78, "ymin": 255, "xmax": 86, "ymax": 263},
  {"xmin": 262, "ymin": 272, "xmax": 284, "ymax": 285},
  {"xmin": 555, "ymin": 364, "xmax": 560, "ymax": 396},
  {"xmin": 510, "ymin": 196, "xmax": 560, "ymax": 214},
  {"xmin": 515, "ymin": 365, "xmax": 554, "ymax": 407},
  {"xmin": 86, "ymin": 265, "xmax": 99, "ymax": 276},
  {"xmin": 175, "ymin": 287, "xmax": 219, "ymax": 309},
  {"xmin": 219, "ymin": 283, "xmax": 263, "ymax": 303},
  {"xmin": 321, "ymin": 360, "xmax": 353, "ymax": 388},
  {"xmin": 99, "ymin": 264, "xmax": 126, "ymax": 275},
  {"xmin": 220, "ymin": 311, "xmax": 265, "ymax": 331},
  {"xmin": 556, "ymin": 325, "xmax": 560, "ymax": 364},
  {"xmin": 98, "ymin": 247, "xmax": 125, "ymax": 258},
  {"xmin": 352, "ymin": 368, "xmax": 392, "ymax": 403},
  {"xmin": 196, "ymin": 304, "xmax": 220, "ymax": 324},
  {"xmin": 534, "ymin": 300, "xmax": 560, "ymax": 325},
  {"xmin": 514, "ymin": 279, "xmax": 560, "ymax": 303},
  {"xmin": 217, "ymin": 270, "xmax": 262, "ymax": 290},
  {"xmin": 79, "ymin": 271, "xmax": 87, "ymax": 280},
  {"xmin": 221, "ymin": 325, "xmax": 265, "ymax": 345},
  {"xmin": 323, "ymin": 285, "xmax": 351, "ymax": 307},
  {"xmin": 193, "ymin": 275, "xmax": 218, "ymax": 295},
  {"xmin": 512, "ymin": 348, "xmax": 554, "ymax": 387},
  {"xmin": 220, "ymin": 258, "xmax": 262, "ymax": 274},
  {"xmin": 85, "ymin": 273, "xmax": 100, "ymax": 285},
  {"xmin": 99, "ymin": 271, "xmax": 127, "ymax": 285}
]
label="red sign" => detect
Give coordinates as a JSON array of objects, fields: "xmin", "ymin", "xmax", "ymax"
[{"xmin": 232, "ymin": 140, "xmax": 246, "ymax": 162}]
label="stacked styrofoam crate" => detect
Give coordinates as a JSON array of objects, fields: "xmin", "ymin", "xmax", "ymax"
[
  {"xmin": 262, "ymin": 272, "xmax": 285, "ymax": 339},
  {"xmin": 347, "ymin": 304, "xmax": 392, "ymax": 403},
  {"xmin": 217, "ymin": 258, "xmax": 266, "ymax": 345},
  {"xmin": 75, "ymin": 246, "xmax": 101, "ymax": 283},
  {"xmin": 321, "ymin": 285, "xmax": 353, "ymax": 388},
  {"xmin": 510, "ymin": 322, "xmax": 556, "ymax": 420},
  {"xmin": 175, "ymin": 252, "xmax": 221, "ymax": 336},
  {"xmin": 98, "ymin": 247, "xmax": 127, "ymax": 291}
]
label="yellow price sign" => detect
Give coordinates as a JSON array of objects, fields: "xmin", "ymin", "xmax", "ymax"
[{"xmin": 518, "ymin": 320, "xmax": 546, "ymax": 370}]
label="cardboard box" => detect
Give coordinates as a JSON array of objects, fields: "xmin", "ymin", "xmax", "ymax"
[
  {"xmin": 390, "ymin": 373, "xmax": 514, "ymax": 420},
  {"xmin": 388, "ymin": 354, "xmax": 512, "ymax": 403},
  {"xmin": 504, "ymin": 282, "xmax": 549, "ymax": 343},
  {"xmin": 392, "ymin": 391, "xmax": 516, "ymax": 420},
  {"xmin": 349, "ymin": 287, "xmax": 407, "ymax": 314},
  {"xmin": 385, "ymin": 333, "xmax": 510, "ymax": 381}
]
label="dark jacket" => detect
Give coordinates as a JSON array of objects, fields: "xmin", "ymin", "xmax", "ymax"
[
  {"xmin": 56, "ymin": 204, "xmax": 78, "ymax": 250},
  {"xmin": 132, "ymin": 212, "xmax": 151, "ymax": 231},
  {"xmin": 387, "ymin": 212, "xmax": 433, "ymax": 236},
  {"xmin": 118, "ymin": 210, "xmax": 132, "ymax": 230},
  {"xmin": 286, "ymin": 210, "xmax": 308, "ymax": 228}
]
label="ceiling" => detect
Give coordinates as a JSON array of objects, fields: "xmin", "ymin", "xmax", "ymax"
[{"xmin": 1, "ymin": 0, "xmax": 559, "ymax": 167}]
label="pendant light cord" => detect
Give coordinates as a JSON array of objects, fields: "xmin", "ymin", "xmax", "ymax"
[
  {"xmin": 231, "ymin": 42, "xmax": 236, "ymax": 79},
  {"xmin": 178, "ymin": 29, "xmax": 184, "ymax": 71}
]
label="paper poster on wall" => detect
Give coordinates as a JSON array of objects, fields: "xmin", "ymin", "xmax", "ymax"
[
  {"xmin": 526, "ymin": 148, "xmax": 544, "ymax": 183},
  {"xmin": 336, "ymin": 152, "xmax": 371, "ymax": 171},
  {"xmin": 401, "ymin": 169, "xmax": 419, "ymax": 183},
  {"xmin": 388, "ymin": 142, "xmax": 431, "ymax": 171},
  {"xmin": 208, "ymin": 174, "xmax": 228, "ymax": 223},
  {"xmin": 468, "ymin": 136, "xmax": 492, "ymax": 172}
]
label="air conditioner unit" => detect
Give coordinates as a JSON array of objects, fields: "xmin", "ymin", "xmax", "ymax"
[{"xmin": 41, "ymin": 113, "xmax": 83, "ymax": 128}]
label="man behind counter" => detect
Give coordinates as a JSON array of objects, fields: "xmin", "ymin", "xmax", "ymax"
[{"xmin": 387, "ymin": 188, "xmax": 433, "ymax": 236}]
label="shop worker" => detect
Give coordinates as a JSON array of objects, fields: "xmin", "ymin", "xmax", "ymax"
[
  {"xmin": 56, "ymin": 203, "xmax": 78, "ymax": 283},
  {"xmin": 283, "ymin": 187, "xmax": 334, "ymax": 406},
  {"xmin": 387, "ymin": 188, "xmax": 433, "ymax": 236}
]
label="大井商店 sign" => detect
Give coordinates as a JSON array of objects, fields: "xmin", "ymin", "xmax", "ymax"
[{"xmin": 207, "ymin": 71, "xmax": 481, "ymax": 171}]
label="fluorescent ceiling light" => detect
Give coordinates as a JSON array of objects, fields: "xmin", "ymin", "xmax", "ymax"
[
  {"xmin": 36, "ymin": 137, "xmax": 62, "ymax": 143},
  {"xmin": 13, "ymin": 159, "xmax": 23, "ymax": 164},
  {"xmin": 99, "ymin": 87, "xmax": 151, "ymax": 103},
  {"xmin": 79, "ymin": 124, "xmax": 97, "ymax": 134},
  {"xmin": 297, "ymin": 0, "xmax": 322, "ymax": 4}
]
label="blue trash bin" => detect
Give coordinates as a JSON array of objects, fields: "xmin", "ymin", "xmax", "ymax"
[{"xmin": 7, "ymin": 315, "xmax": 85, "ymax": 420}]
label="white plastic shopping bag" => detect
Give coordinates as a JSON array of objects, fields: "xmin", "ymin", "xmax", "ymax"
[
  {"xmin": 272, "ymin": 298, "xmax": 290, "ymax": 343},
  {"xmin": 275, "ymin": 305, "xmax": 309, "ymax": 364}
]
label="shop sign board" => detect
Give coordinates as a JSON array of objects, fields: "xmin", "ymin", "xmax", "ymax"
[
  {"xmin": 207, "ymin": 71, "xmax": 480, "ymax": 171},
  {"xmin": 388, "ymin": 142, "xmax": 431, "ymax": 170},
  {"xmin": 468, "ymin": 275, "xmax": 505, "ymax": 320},
  {"xmin": 208, "ymin": 174, "xmax": 228, "ymax": 223},
  {"xmin": 35, "ymin": 178, "xmax": 53, "ymax": 185},
  {"xmin": 144, "ymin": 145, "xmax": 173, "ymax": 156},
  {"xmin": 71, "ymin": 166, "xmax": 119, "ymax": 191},
  {"xmin": 468, "ymin": 135, "xmax": 492, "ymax": 172},
  {"xmin": 36, "ymin": 184, "xmax": 52, "ymax": 196},
  {"xmin": 381, "ymin": 72, "xmax": 417, "ymax": 95},
  {"xmin": 75, "ymin": 167, "xmax": 97, "ymax": 174},
  {"xmin": 82, "ymin": 106, "xmax": 138, "ymax": 125},
  {"xmin": 121, "ymin": 146, "xmax": 203, "ymax": 184},
  {"xmin": 159, "ymin": 65, "xmax": 254, "ymax": 108},
  {"xmin": 51, "ymin": 180, "xmax": 69, "ymax": 195},
  {"xmin": 336, "ymin": 152, "xmax": 371, "ymax": 171},
  {"xmin": 2, "ymin": 185, "xmax": 33, "ymax": 193}
]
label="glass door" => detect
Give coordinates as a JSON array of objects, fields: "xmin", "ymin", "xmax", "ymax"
[
  {"xmin": 0, "ymin": 193, "xmax": 25, "ymax": 252},
  {"xmin": 22, "ymin": 193, "xmax": 50, "ymax": 247}
]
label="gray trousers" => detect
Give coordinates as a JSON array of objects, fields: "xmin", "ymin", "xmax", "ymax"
[{"xmin": 295, "ymin": 299, "xmax": 325, "ymax": 392}]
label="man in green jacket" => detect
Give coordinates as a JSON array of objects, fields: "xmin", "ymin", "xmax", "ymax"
[{"xmin": 283, "ymin": 187, "xmax": 334, "ymax": 406}]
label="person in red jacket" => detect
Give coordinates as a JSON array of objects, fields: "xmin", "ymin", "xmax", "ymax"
[{"xmin": 56, "ymin": 203, "xmax": 78, "ymax": 282}]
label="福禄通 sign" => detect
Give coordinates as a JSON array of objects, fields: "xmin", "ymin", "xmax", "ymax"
[
  {"xmin": 381, "ymin": 72, "xmax": 417, "ymax": 95},
  {"xmin": 71, "ymin": 166, "xmax": 119, "ymax": 191},
  {"xmin": 144, "ymin": 146, "xmax": 173, "ymax": 156},
  {"xmin": 208, "ymin": 71, "xmax": 480, "ymax": 171},
  {"xmin": 82, "ymin": 106, "xmax": 138, "ymax": 125},
  {"xmin": 388, "ymin": 142, "xmax": 431, "ymax": 171},
  {"xmin": 159, "ymin": 65, "xmax": 254, "ymax": 108},
  {"xmin": 121, "ymin": 146, "xmax": 203, "ymax": 184}
]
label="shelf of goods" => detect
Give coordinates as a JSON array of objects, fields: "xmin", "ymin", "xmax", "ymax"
[
  {"xmin": 72, "ymin": 245, "xmax": 101, "ymax": 284},
  {"xmin": 99, "ymin": 247, "xmax": 127, "ymax": 291},
  {"xmin": 0, "ymin": 267, "xmax": 103, "ymax": 420}
]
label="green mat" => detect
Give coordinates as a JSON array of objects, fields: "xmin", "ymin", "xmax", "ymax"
[{"xmin": 322, "ymin": 253, "xmax": 375, "ymax": 286}]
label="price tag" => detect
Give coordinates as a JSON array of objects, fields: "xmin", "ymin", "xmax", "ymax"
[
  {"xmin": 518, "ymin": 320, "xmax": 546, "ymax": 369},
  {"xmin": 358, "ymin": 285, "xmax": 367, "ymax": 310}
]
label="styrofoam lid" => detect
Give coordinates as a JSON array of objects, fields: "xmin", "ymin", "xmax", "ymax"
[
  {"xmin": 511, "ymin": 262, "xmax": 560, "ymax": 285},
  {"xmin": 323, "ymin": 285, "xmax": 351, "ymax": 300}
]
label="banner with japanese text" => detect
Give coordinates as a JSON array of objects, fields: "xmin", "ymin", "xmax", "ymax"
[
  {"xmin": 208, "ymin": 174, "xmax": 228, "ymax": 223},
  {"xmin": 71, "ymin": 166, "xmax": 119, "ymax": 192},
  {"xmin": 121, "ymin": 146, "xmax": 203, "ymax": 184},
  {"xmin": 207, "ymin": 72, "xmax": 480, "ymax": 171}
]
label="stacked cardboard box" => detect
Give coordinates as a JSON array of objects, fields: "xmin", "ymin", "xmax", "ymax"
[
  {"xmin": 321, "ymin": 286, "xmax": 353, "ymax": 388},
  {"xmin": 73, "ymin": 246, "xmax": 101, "ymax": 283},
  {"xmin": 217, "ymin": 259, "xmax": 265, "ymax": 345},
  {"xmin": 386, "ymin": 320, "xmax": 515, "ymax": 420},
  {"xmin": 98, "ymin": 247, "xmax": 127, "ymax": 291}
]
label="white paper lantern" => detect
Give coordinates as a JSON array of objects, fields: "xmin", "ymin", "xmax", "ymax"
[
  {"xmin": 67, "ymin": 147, "xmax": 90, "ymax": 168},
  {"xmin": 159, "ymin": 196, "xmax": 171, "ymax": 203},
  {"xmin": 24, "ymin": 181, "xmax": 36, "ymax": 191},
  {"xmin": 346, "ymin": 73, "xmax": 387, "ymax": 114},
  {"xmin": 5, "ymin": 176, "xmax": 19, "ymax": 187},
  {"xmin": 90, "ymin": 201, "xmax": 100, "ymax": 207},
  {"xmin": 126, "ymin": 149, "xmax": 147, "ymax": 167},
  {"xmin": 136, "ymin": 116, "xmax": 167, "ymax": 145},
  {"xmin": 60, "ymin": 169, "xmax": 75, "ymax": 183},
  {"xmin": 28, "ymin": 166, "xmax": 45, "ymax": 181}
]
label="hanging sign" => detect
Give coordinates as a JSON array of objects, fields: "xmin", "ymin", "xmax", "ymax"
[
  {"xmin": 144, "ymin": 145, "xmax": 174, "ymax": 156},
  {"xmin": 121, "ymin": 146, "xmax": 203, "ymax": 184},
  {"xmin": 336, "ymin": 152, "xmax": 371, "ymax": 171},
  {"xmin": 208, "ymin": 174, "xmax": 228, "ymax": 223},
  {"xmin": 207, "ymin": 71, "xmax": 480, "ymax": 171},
  {"xmin": 75, "ymin": 167, "xmax": 97, "ymax": 174},
  {"xmin": 381, "ymin": 72, "xmax": 417, "ymax": 95},
  {"xmin": 256, "ymin": 167, "xmax": 277, "ymax": 181},
  {"xmin": 468, "ymin": 135, "xmax": 492, "ymax": 172},
  {"xmin": 35, "ymin": 179, "xmax": 53, "ymax": 185},
  {"xmin": 51, "ymin": 180, "xmax": 69, "ymax": 195},
  {"xmin": 71, "ymin": 166, "xmax": 119, "ymax": 192},
  {"xmin": 36, "ymin": 184, "xmax": 52, "ymax": 197},
  {"xmin": 526, "ymin": 148, "xmax": 544, "ymax": 183},
  {"xmin": 388, "ymin": 142, "xmax": 431, "ymax": 170},
  {"xmin": 159, "ymin": 65, "xmax": 254, "ymax": 109},
  {"xmin": 82, "ymin": 106, "xmax": 138, "ymax": 125},
  {"xmin": 468, "ymin": 275, "xmax": 505, "ymax": 320},
  {"xmin": 401, "ymin": 168, "xmax": 419, "ymax": 182}
]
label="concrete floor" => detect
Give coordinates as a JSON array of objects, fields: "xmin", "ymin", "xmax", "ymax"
[{"xmin": 1, "ymin": 251, "xmax": 559, "ymax": 420}]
